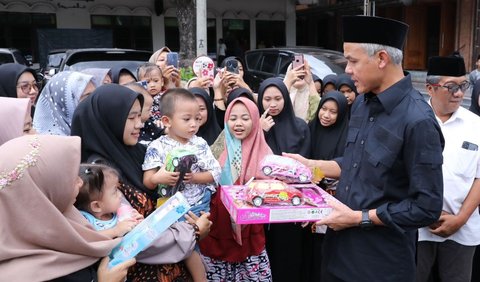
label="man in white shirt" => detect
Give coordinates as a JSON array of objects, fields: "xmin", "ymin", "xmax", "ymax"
[{"xmin": 417, "ymin": 54, "xmax": 480, "ymax": 282}]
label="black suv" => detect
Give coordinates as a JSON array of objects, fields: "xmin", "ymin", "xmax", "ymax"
[
  {"xmin": 50, "ymin": 48, "xmax": 152, "ymax": 79},
  {"xmin": 244, "ymin": 47, "xmax": 347, "ymax": 92}
]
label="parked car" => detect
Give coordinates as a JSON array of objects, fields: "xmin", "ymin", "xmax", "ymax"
[
  {"xmin": 51, "ymin": 48, "xmax": 152, "ymax": 80},
  {"xmin": 44, "ymin": 49, "xmax": 67, "ymax": 79},
  {"xmin": 0, "ymin": 48, "xmax": 32, "ymax": 66},
  {"xmin": 243, "ymin": 47, "xmax": 347, "ymax": 92}
]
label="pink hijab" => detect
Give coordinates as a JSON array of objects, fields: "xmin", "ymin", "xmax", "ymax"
[
  {"xmin": 219, "ymin": 97, "xmax": 273, "ymax": 184},
  {"xmin": 0, "ymin": 97, "xmax": 29, "ymax": 145},
  {"xmin": 0, "ymin": 135, "xmax": 118, "ymax": 281}
]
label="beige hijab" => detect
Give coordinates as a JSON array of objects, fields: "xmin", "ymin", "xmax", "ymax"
[
  {"xmin": 148, "ymin": 46, "xmax": 172, "ymax": 65},
  {"xmin": 0, "ymin": 97, "xmax": 29, "ymax": 145},
  {"xmin": 0, "ymin": 135, "xmax": 119, "ymax": 281}
]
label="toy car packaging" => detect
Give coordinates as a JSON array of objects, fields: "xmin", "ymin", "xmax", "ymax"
[
  {"xmin": 221, "ymin": 181, "xmax": 332, "ymax": 224},
  {"xmin": 108, "ymin": 192, "xmax": 191, "ymax": 268},
  {"xmin": 260, "ymin": 155, "xmax": 312, "ymax": 183},
  {"xmin": 246, "ymin": 179, "xmax": 303, "ymax": 207},
  {"xmin": 157, "ymin": 147, "xmax": 198, "ymax": 201}
]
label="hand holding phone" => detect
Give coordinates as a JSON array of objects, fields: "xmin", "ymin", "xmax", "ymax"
[
  {"xmin": 166, "ymin": 52, "xmax": 179, "ymax": 68},
  {"xmin": 225, "ymin": 59, "xmax": 239, "ymax": 74}
]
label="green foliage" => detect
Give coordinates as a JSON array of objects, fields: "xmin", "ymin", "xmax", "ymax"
[{"xmin": 180, "ymin": 67, "xmax": 195, "ymax": 82}]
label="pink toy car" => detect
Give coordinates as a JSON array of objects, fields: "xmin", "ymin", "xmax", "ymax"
[
  {"xmin": 246, "ymin": 179, "xmax": 303, "ymax": 207},
  {"xmin": 260, "ymin": 155, "xmax": 312, "ymax": 183}
]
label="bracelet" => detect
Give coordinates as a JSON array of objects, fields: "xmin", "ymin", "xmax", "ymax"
[
  {"xmin": 214, "ymin": 98, "xmax": 224, "ymax": 102},
  {"xmin": 191, "ymin": 223, "xmax": 200, "ymax": 241}
]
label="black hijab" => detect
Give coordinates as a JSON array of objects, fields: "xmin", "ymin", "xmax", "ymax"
[
  {"xmin": 321, "ymin": 74, "xmax": 338, "ymax": 94},
  {"xmin": 0, "ymin": 63, "xmax": 37, "ymax": 98},
  {"xmin": 71, "ymin": 84, "xmax": 149, "ymax": 193},
  {"xmin": 190, "ymin": 87, "xmax": 221, "ymax": 145},
  {"xmin": 257, "ymin": 77, "xmax": 310, "ymax": 156},
  {"xmin": 227, "ymin": 87, "xmax": 254, "ymax": 106},
  {"xmin": 111, "ymin": 67, "xmax": 137, "ymax": 84},
  {"xmin": 309, "ymin": 91, "xmax": 349, "ymax": 160},
  {"xmin": 336, "ymin": 73, "xmax": 359, "ymax": 96}
]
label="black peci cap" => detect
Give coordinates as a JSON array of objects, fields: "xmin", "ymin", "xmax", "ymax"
[
  {"xmin": 427, "ymin": 55, "xmax": 466, "ymax": 77},
  {"xmin": 343, "ymin": 16, "xmax": 409, "ymax": 50}
]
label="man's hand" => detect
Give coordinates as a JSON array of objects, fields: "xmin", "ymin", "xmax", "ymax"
[
  {"xmin": 316, "ymin": 196, "xmax": 362, "ymax": 231},
  {"xmin": 429, "ymin": 211, "xmax": 464, "ymax": 237},
  {"xmin": 282, "ymin": 152, "xmax": 313, "ymax": 168}
]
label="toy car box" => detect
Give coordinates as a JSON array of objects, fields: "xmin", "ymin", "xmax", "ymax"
[
  {"xmin": 221, "ymin": 182, "xmax": 332, "ymax": 224},
  {"xmin": 108, "ymin": 192, "xmax": 191, "ymax": 268}
]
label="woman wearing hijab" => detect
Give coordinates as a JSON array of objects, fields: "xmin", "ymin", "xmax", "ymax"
[
  {"xmin": 210, "ymin": 87, "xmax": 255, "ymax": 159},
  {"xmin": 0, "ymin": 63, "xmax": 39, "ymax": 115},
  {"xmin": 336, "ymin": 73, "xmax": 359, "ymax": 117},
  {"xmin": 149, "ymin": 46, "xmax": 181, "ymax": 89},
  {"xmin": 200, "ymin": 97, "xmax": 273, "ymax": 281},
  {"xmin": 257, "ymin": 77, "xmax": 310, "ymax": 282},
  {"xmin": 33, "ymin": 71, "xmax": 95, "ymax": 136},
  {"xmin": 71, "ymin": 84, "xmax": 209, "ymax": 281},
  {"xmin": 284, "ymin": 62, "xmax": 320, "ymax": 123},
  {"xmin": 321, "ymin": 74, "xmax": 338, "ymax": 97},
  {"xmin": 190, "ymin": 87, "xmax": 221, "ymax": 145},
  {"xmin": 0, "ymin": 97, "xmax": 34, "ymax": 145},
  {"xmin": 257, "ymin": 77, "xmax": 310, "ymax": 157},
  {"xmin": 110, "ymin": 66, "xmax": 136, "ymax": 85},
  {"xmin": 302, "ymin": 91, "xmax": 349, "ymax": 282},
  {"xmin": 80, "ymin": 68, "xmax": 112, "ymax": 87},
  {"xmin": 0, "ymin": 134, "xmax": 134, "ymax": 281}
]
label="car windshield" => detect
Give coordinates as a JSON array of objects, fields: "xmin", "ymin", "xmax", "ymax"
[
  {"xmin": 48, "ymin": 53, "xmax": 66, "ymax": 67},
  {"xmin": 304, "ymin": 53, "xmax": 347, "ymax": 79},
  {"xmin": 0, "ymin": 53, "xmax": 14, "ymax": 64}
]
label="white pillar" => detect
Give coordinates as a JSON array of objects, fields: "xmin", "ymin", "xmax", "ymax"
[
  {"xmin": 285, "ymin": 0, "xmax": 296, "ymax": 46},
  {"xmin": 151, "ymin": 15, "xmax": 165, "ymax": 51},
  {"xmin": 196, "ymin": 0, "xmax": 207, "ymax": 56}
]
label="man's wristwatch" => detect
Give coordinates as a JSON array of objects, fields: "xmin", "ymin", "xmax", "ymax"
[{"xmin": 360, "ymin": 209, "xmax": 374, "ymax": 230}]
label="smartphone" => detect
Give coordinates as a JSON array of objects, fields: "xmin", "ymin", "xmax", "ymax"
[
  {"xmin": 225, "ymin": 59, "xmax": 239, "ymax": 74},
  {"xmin": 292, "ymin": 54, "xmax": 304, "ymax": 69},
  {"xmin": 166, "ymin": 52, "xmax": 179, "ymax": 68}
]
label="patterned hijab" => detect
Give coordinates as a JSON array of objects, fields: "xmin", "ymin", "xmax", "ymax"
[
  {"xmin": 219, "ymin": 97, "xmax": 272, "ymax": 185},
  {"xmin": 190, "ymin": 87, "xmax": 221, "ymax": 145},
  {"xmin": 33, "ymin": 71, "xmax": 93, "ymax": 136},
  {"xmin": 80, "ymin": 68, "xmax": 111, "ymax": 87},
  {"xmin": 0, "ymin": 135, "xmax": 118, "ymax": 281},
  {"xmin": 0, "ymin": 97, "xmax": 29, "ymax": 145},
  {"xmin": 0, "ymin": 63, "xmax": 37, "ymax": 98}
]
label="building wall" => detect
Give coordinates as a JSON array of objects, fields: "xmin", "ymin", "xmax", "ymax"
[{"xmin": 0, "ymin": 0, "xmax": 296, "ymax": 55}]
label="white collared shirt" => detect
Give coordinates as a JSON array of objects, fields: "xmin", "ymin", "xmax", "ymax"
[{"xmin": 419, "ymin": 104, "xmax": 480, "ymax": 245}]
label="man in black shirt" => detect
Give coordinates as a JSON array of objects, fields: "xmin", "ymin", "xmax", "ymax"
[{"xmin": 286, "ymin": 16, "xmax": 444, "ymax": 281}]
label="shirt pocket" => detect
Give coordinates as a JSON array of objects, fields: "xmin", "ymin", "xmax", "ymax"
[
  {"xmin": 346, "ymin": 128, "xmax": 359, "ymax": 146},
  {"xmin": 450, "ymin": 148, "xmax": 479, "ymax": 178}
]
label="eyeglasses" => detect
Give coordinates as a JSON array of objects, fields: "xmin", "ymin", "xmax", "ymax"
[
  {"xmin": 16, "ymin": 81, "xmax": 40, "ymax": 94},
  {"xmin": 430, "ymin": 81, "xmax": 470, "ymax": 94}
]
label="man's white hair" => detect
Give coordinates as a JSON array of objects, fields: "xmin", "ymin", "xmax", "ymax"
[{"xmin": 359, "ymin": 43, "xmax": 403, "ymax": 65}]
